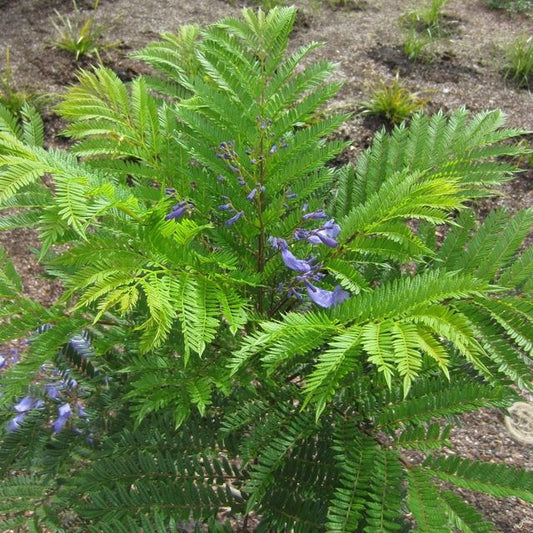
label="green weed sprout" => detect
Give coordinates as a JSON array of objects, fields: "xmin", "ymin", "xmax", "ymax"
[
  {"xmin": 51, "ymin": 3, "xmax": 105, "ymax": 60},
  {"xmin": 486, "ymin": 0, "xmax": 533, "ymax": 16},
  {"xmin": 360, "ymin": 73, "xmax": 427, "ymax": 124},
  {"xmin": 402, "ymin": 0, "xmax": 450, "ymax": 34},
  {"xmin": 403, "ymin": 27, "xmax": 434, "ymax": 61},
  {"xmin": 400, "ymin": 0, "xmax": 452, "ymax": 62},
  {"xmin": 504, "ymin": 35, "xmax": 533, "ymax": 88}
]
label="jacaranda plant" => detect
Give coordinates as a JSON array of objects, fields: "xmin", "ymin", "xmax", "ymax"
[{"xmin": 1, "ymin": 7, "xmax": 532, "ymax": 532}]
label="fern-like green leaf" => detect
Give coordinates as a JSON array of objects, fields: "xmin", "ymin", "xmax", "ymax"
[{"xmin": 425, "ymin": 456, "xmax": 533, "ymax": 502}]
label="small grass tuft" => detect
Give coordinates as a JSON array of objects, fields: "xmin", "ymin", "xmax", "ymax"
[
  {"xmin": 504, "ymin": 35, "xmax": 533, "ymax": 88},
  {"xmin": 486, "ymin": 0, "xmax": 533, "ymax": 17},
  {"xmin": 400, "ymin": 0, "xmax": 454, "ymax": 62},
  {"xmin": 360, "ymin": 73, "xmax": 427, "ymax": 125},
  {"xmin": 403, "ymin": 28, "xmax": 434, "ymax": 61},
  {"xmin": 51, "ymin": 1, "xmax": 106, "ymax": 60},
  {"xmin": 401, "ymin": 0, "xmax": 451, "ymax": 35}
]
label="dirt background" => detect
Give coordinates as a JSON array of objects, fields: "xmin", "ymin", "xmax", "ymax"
[{"xmin": 0, "ymin": 0, "xmax": 533, "ymax": 531}]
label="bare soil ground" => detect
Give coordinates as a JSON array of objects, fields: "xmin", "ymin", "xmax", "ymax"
[{"xmin": 1, "ymin": 0, "xmax": 533, "ymax": 530}]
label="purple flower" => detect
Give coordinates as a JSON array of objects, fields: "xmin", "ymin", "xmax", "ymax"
[
  {"xmin": 0, "ymin": 355, "xmax": 5, "ymax": 369},
  {"xmin": 315, "ymin": 232, "xmax": 339, "ymax": 247},
  {"xmin": 294, "ymin": 220, "xmax": 340, "ymax": 248},
  {"xmin": 247, "ymin": 188, "xmax": 257, "ymax": 201},
  {"xmin": 281, "ymin": 249, "xmax": 313, "ymax": 273},
  {"xmin": 302, "ymin": 209, "xmax": 327, "ymax": 220},
  {"xmin": 295, "ymin": 219, "xmax": 341, "ymax": 248},
  {"xmin": 52, "ymin": 418, "xmax": 68, "ymax": 433},
  {"xmin": 270, "ymin": 237, "xmax": 313, "ymax": 272},
  {"xmin": 7, "ymin": 413, "xmax": 26, "ymax": 432},
  {"xmin": 59, "ymin": 403, "xmax": 72, "ymax": 418},
  {"xmin": 285, "ymin": 192, "xmax": 297, "ymax": 199},
  {"xmin": 305, "ymin": 282, "xmax": 349, "ymax": 308},
  {"xmin": 218, "ymin": 203, "xmax": 233, "ymax": 211},
  {"xmin": 269, "ymin": 144, "xmax": 278, "ymax": 154},
  {"xmin": 14, "ymin": 396, "xmax": 36, "ymax": 413},
  {"xmin": 226, "ymin": 211, "xmax": 244, "ymax": 226},
  {"xmin": 45, "ymin": 383, "xmax": 61, "ymax": 400},
  {"xmin": 76, "ymin": 402, "xmax": 88, "ymax": 418},
  {"xmin": 237, "ymin": 177, "xmax": 246, "ymax": 186},
  {"xmin": 166, "ymin": 201, "xmax": 188, "ymax": 220},
  {"xmin": 269, "ymin": 237, "xmax": 288, "ymax": 251},
  {"xmin": 217, "ymin": 174, "xmax": 225, "ymax": 182},
  {"xmin": 287, "ymin": 287, "xmax": 304, "ymax": 300},
  {"xmin": 52, "ymin": 403, "xmax": 72, "ymax": 434},
  {"xmin": 8, "ymin": 396, "xmax": 44, "ymax": 432},
  {"xmin": 165, "ymin": 187, "xmax": 176, "ymax": 196}
]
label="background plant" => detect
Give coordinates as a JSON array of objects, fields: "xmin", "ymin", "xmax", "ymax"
[
  {"xmin": 486, "ymin": 0, "xmax": 533, "ymax": 17},
  {"xmin": 51, "ymin": 1, "xmax": 106, "ymax": 60},
  {"xmin": 401, "ymin": 0, "xmax": 450, "ymax": 35},
  {"xmin": 360, "ymin": 73, "xmax": 427, "ymax": 125},
  {"xmin": 403, "ymin": 27, "xmax": 434, "ymax": 61},
  {"xmin": 504, "ymin": 34, "xmax": 533, "ymax": 88},
  {"xmin": 0, "ymin": 7, "xmax": 532, "ymax": 532},
  {"xmin": 400, "ymin": 0, "xmax": 453, "ymax": 61}
]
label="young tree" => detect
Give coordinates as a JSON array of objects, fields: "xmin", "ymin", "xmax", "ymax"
[{"xmin": 0, "ymin": 7, "xmax": 532, "ymax": 531}]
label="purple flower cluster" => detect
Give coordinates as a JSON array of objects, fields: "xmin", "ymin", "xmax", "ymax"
[
  {"xmin": 269, "ymin": 214, "xmax": 349, "ymax": 309},
  {"xmin": 216, "ymin": 140, "xmax": 245, "ymax": 180},
  {"xmin": 216, "ymin": 140, "xmax": 238, "ymax": 161},
  {"xmin": 6, "ymin": 332, "xmax": 93, "ymax": 436},
  {"xmin": 7, "ymin": 396, "xmax": 44, "ymax": 432},
  {"xmin": 218, "ymin": 195, "xmax": 245, "ymax": 226},
  {"xmin": 295, "ymin": 219, "xmax": 341, "ymax": 248}
]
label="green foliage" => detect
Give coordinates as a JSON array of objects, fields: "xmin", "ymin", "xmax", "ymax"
[
  {"xmin": 486, "ymin": 0, "xmax": 533, "ymax": 16},
  {"xmin": 402, "ymin": 0, "xmax": 451, "ymax": 34},
  {"xmin": 400, "ymin": 0, "xmax": 453, "ymax": 61},
  {"xmin": 360, "ymin": 73, "xmax": 426, "ymax": 125},
  {"xmin": 51, "ymin": 1, "xmax": 106, "ymax": 60},
  {"xmin": 0, "ymin": 6, "xmax": 532, "ymax": 531},
  {"xmin": 504, "ymin": 35, "xmax": 533, "ymax": 88},
  {"xmin": 403, "ymin": 27, "xmax": 434, "ymax": 61}
]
